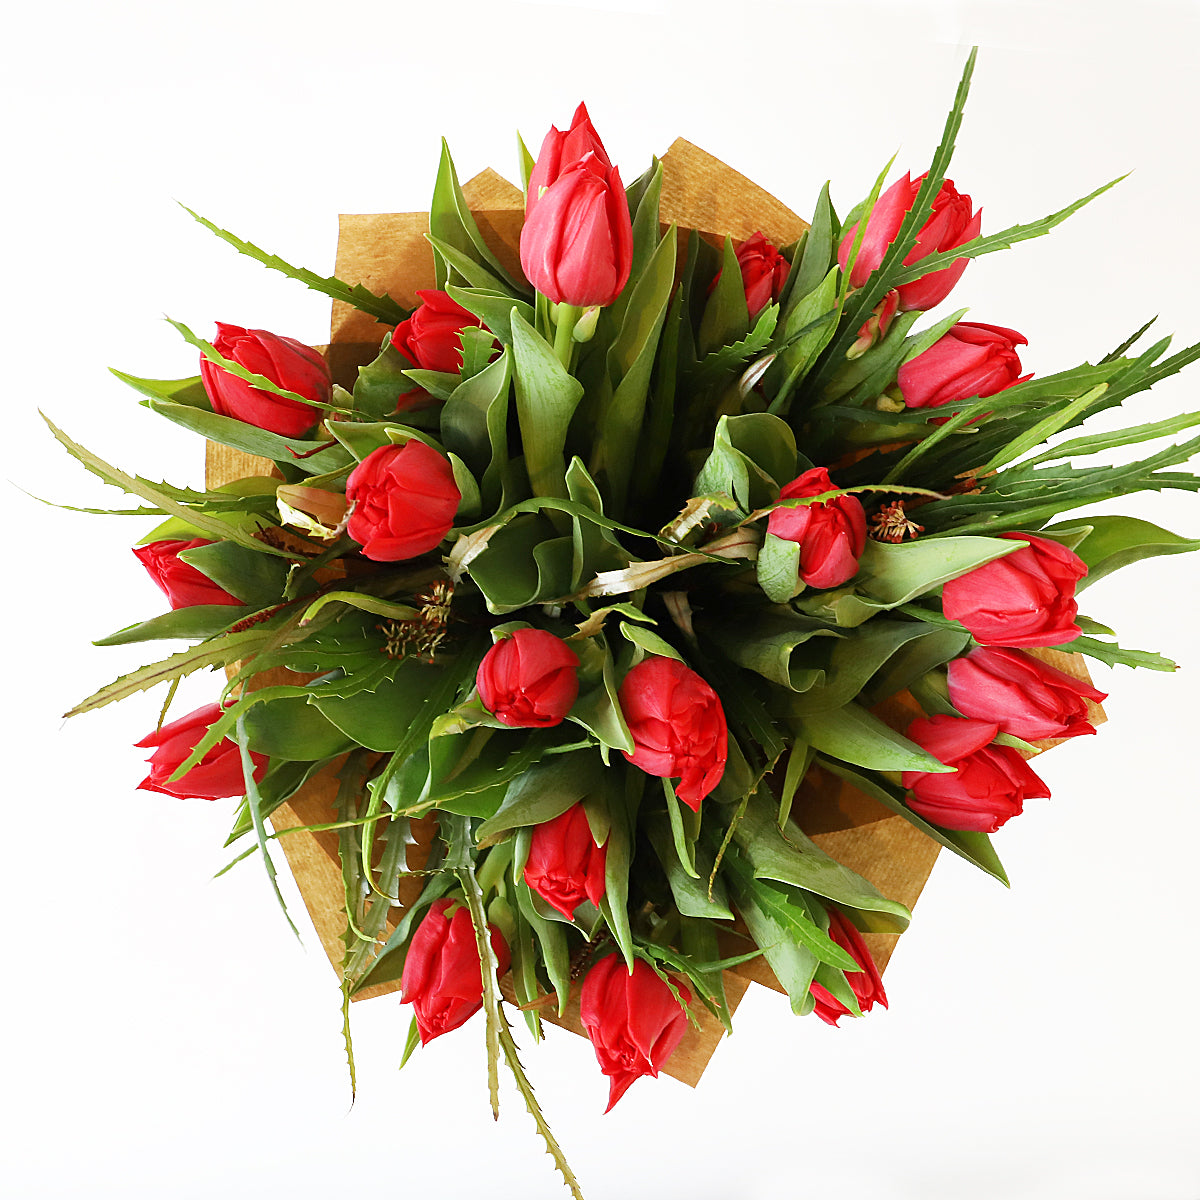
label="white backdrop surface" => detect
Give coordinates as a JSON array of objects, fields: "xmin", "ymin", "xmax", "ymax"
[{"xmin": 5, "ymin": 2, "xmax": 1199, "ymax": 1198}]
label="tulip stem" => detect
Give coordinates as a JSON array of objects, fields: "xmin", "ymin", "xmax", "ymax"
[{"xmin": 552, "ymin": 304, "xmax": 581, "ymax": 371}]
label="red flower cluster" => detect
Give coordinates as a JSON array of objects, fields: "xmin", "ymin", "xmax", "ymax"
[
  {"xmin": 839, "ymin": 173, "xmax": 981, "ymax": 311},
  {"xmin": 903, "ymin": 714, "xmax": 1051, "ymax": 832},
  {"xmin": 948, "ymin": 647, "xmax": 1107, "ymax": 742},
  {"xmin": 523, "ymin": 804, "xmax": 607, "ymax": 918},
  {"xmin": 392, "ymin": 290, "xmax": 495, "ymax": 409},
  {"xmin": 943, "ymin": 533, "xmax": 1086, "ymax": 648},
  {"xmin": 809, "ymin": 910, "xmax": 888, "ymax": 1026},
  {"xmin": 898, "ymin": 322, "xmax": 1028, "ymax": 413},
  {"xmin": 136, "ymin": 703, "xmax": 265, "ymax": 801}
]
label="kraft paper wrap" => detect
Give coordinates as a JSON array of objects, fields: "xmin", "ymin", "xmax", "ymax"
[{"xmin": 205, "ymin": 139, "xmax": 1105, "ymax": 1084}]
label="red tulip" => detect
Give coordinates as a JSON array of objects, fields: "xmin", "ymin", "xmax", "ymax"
[
  {"xmin": 132, "ymin": 538, "xmax": 244, "ymax": 609},
  {"xmin": 476, "ymin": 628, "xmax": 580, "ymax": 728},
  {"xmin": 391, "ymin": 290, "xmax": 496, "ymax": 409},
  {"xmin": 136, "ymin": 702, "xmax": 265, "ymax": 801},
  {"xmin": 902, "ymin": 713, "xmax": 1050, "ymax": 832},
  {"xmin": 709, "ymin": 231, "xmax": 790, "ymax": 318},
  {"xmin": 941, "ymin": 533, "xmax": 1087, "ymax": 648},
  {"xmin": 618, "ymin": 656, "xmax": 727, "ymax": 811},
  {"xmin": 947, "ymin": 646, "xmax": 1108, "ymax": 741},
  {"xmin": 580, "ymin": 956, "xmax": 690, "ymax": 1111},
  {"xmin": 897, "ymin": 322, "xmax": 1028, "ymax": 412},
  {"xmin": 809, "ymin": 910, "xmax": 888, "ymax": 1026},
  {"xmin": 523, "ymin": 804, "xmax": 607, "ymax": 918},
  {"xmin": 767, "ymin": 467, "xmax": 868, "ymax": 589},
  {"xmin": 526, "ymin": 103, "xmax": 613, "ymax": 217},
  {"xmin": 400, "ymin": 898, "xmax": 511, "ymax": 1045},
  {"xmin": 344, "ymin": 440, "xmax": 461, "ymax": 562},
  {"xmin": 838, "ymin": 173, "xmax": 981, "ymax": 311},
  {"xmin": 199, "ymin": 323, "xmax": 330, "ymax": 438},
  {"xmin": 520, "ymin": 105, "xmax": 632, "ymax": 307}
]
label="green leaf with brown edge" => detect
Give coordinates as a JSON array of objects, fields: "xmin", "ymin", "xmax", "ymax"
[
  {"xmin": 93, "ymin": 605, "xmax": 246, "ymax": 646},
  {"xmin": 140, "ymin": 395, "xmax": 351, "ymax": 476}
]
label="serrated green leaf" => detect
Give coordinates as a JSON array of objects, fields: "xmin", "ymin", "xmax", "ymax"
[{"xmin": 180, "ymin": 204, "xmax": 409, "ymax": 325}]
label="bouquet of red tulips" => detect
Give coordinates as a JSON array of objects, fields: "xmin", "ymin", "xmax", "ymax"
[{"xmin": 55, "ymin": 51, "xmax": 1200, "ymax": 1196}]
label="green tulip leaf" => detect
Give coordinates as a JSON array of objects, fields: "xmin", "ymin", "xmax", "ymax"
[
  {"xmin": 697, "ymin": 235, "xmax": 751, "ymax": 356},
  {"xmin": 1046, "ymin": 515, "xmax": 1200, "ymax": 589},
  {"xmin": 702, "ymin": 608, "xmax": 840, "ymax": 691},
  {"xmin": 724, "ymin": 847, "xmax": 858, "ymax": 975},
  {"xmin": 591, "ymin": 227, "xmax": 678, "ymax": 515},
  {"xmin": 599, "ymin": 774, "xmax": 637, "ymax": 967},
  {"xmin": 439, "ymin": 349, "xmax": 513, "ymax": 496},
  {"xmin": 790, "ymin": 619, "xmax": 968, "ymax": 714},
  {"xmin": 109, "ymin": 370, "xmax": 210, "ymax": 409},
  {"xmin": 755, "ymin": 532, "xmax": 804, "ymax": 604},
  {"xmin": 445, "ymin": 286, "xmax": 535, "ymax": 347},
  {"xmin": 93, "ymin": 604, "xmax": 246, "ymax": 646},
  {"xmin": 732, "ymin": 787, "xmax": 910, "ymax": 931},
  {"xmin": 510, "ymin": 308, "xmax": 585, "ymax": 501},
  {"xmin": 795, "ymin": 701, "xmax": 951, "ymax": 774},
  {"xmin": 240, "ymin": 695, "xmax": 357, "ymax": 760},
  {"xmin": 312, "ymin": 657, "xmax": 455, "ymax": 753},
  {"xmin": 141, "ymin": 395, "xmax": 350, "ymax": 476},
  {"xmin": 352, "ymin": 337, "xmax": 421, "ymax": 419},
  {"xmin": 428, "ymin": 140, "xmax": 528, "ymax": 297},
  {"xmin": 178, "ymin": 540, "xmax": 291, "ymax": 607},
  {"xmin": 858, "ymin": 624, "xmax": 972, "ymax": 707},
  {"xmin": 475, "ymin": 751, "xmax": 605, "ymax": 842},
  {"xmin": 816, "ymin": 757, "xmax": 1010, "ymax": 886},
  {"xmin": 730, "ymin": 881, "xmax": 820, "ymax": 1016},
  {"xmin": 647, "ymin": 813, "xmax": 733, "ymax": 920}
]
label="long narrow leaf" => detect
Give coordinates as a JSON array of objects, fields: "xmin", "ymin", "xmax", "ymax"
[{"xmin": 180, "ymin": 204, "xmax": 409, "ymax": 325}]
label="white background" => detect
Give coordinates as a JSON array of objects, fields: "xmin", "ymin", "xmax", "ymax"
[{"xmin": 5, "ymin": 2, "xmax": 1199, "ymax": 1198}]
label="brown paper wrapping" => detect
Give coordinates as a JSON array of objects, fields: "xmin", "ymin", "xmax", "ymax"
[{"xmin": 205, "ymin": 140, "xmax": 1105, "ymax": 1085}]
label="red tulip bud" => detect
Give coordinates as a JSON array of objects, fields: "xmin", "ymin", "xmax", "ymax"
[
  {"xmin": 838, "ymin": 173, "xmax": 981, "ymax": 311},
  {"xmin": 902, "ymin": 714, "xmax": 1050, "ymax": 832},
  {"xmin": 400, "ymin": 899, "xmax": 511, "ymax": 1045},
  {"xmin": 580, "ymin": 956, "xmax": 690, "ymax": 1111},
  {"xmin": 523, "ymin": 804, "xmax": 607, "ymax": 918},
  {"xmin": 199, "ymin": 324, "xmax": 330, "ymax": 438}
]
